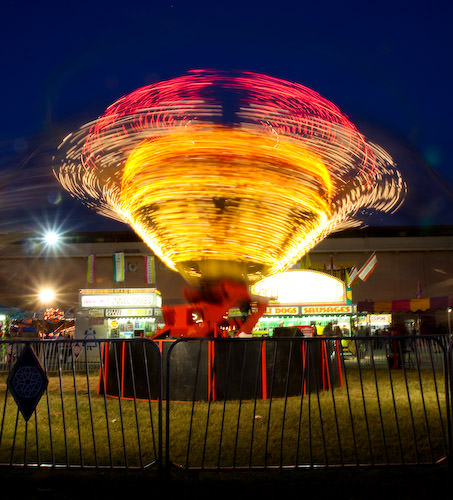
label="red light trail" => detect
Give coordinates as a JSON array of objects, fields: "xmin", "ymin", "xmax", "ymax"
[{"xmin": 56, "ymin": 70, "xmax": 406, "ymax": 285}]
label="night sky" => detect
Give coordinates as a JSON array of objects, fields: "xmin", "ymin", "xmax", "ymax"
[{"xmin": 1, "ymin": 0, "xmax": 452, "ymax": 234}]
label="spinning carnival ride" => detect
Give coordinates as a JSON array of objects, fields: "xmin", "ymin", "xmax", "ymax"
[{"xmin": 55, "ymin": 70, "xmax": 406, "ymax": 338}]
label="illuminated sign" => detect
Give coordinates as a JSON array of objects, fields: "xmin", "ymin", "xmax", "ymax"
[
  {"xmin": 81, "ymin": 294, "xmax": 161, "ymax": 308},
  {"xmin": 369, "ymin": 314, "xmax": 392, "ymax": 324},
  {"xmin": 105, "ymin": 308, "xmax": 155, "ymax": 317},
  {"xmin": 252, "ymin": 270, "xmax": 346, "ymax": 305},
  {"xmin": 299, "ymin": 325, "xmax": 314, "ymax": 337},
  {"xmin": 301, "ymin": 305, "xmax": 353, "ymax": 315},
  {"xmin": 265, "ymin": 306, "xmax": 299, "ymax": 315},
  {"xmin": 88, "ymin": 309, "xmax": 104, "ymax": 318}
]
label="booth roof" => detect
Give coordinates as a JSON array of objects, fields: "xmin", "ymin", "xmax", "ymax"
[{"xmin": 357, "ymin": 297, "xmax": 453, "ymax": 313}]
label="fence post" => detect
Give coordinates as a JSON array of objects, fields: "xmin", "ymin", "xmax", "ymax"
[{"xmin": 448, "ymin": 341, "xmax": 453, "ymax": 471}]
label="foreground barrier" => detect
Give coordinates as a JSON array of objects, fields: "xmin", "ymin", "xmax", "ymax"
[
  {"xmin": 0, "ymin": 339, "xmax": 162, "ymax": 469},
  {"xmin": 0, "ymin": 336, "xmax": 451, "ymax": 471}
]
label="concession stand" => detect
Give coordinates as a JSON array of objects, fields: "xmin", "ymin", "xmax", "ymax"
[
  {"xmin": 251, "ymin": 269, "xmax": 356, "ymax": 337},
  {"xmin": 75, "ymin": 288, "xmax": 164, "ymax": 340}
]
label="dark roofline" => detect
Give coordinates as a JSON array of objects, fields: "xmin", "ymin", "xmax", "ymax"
[
  {"xmin": 6, "ymin": 225, "xmax": 453, "ymax": 245},
  {"xmin": 328, "ymin": 225, "xmax": 453, "ymax": 238},
  {"xmin": 63, "ymin": 225, "xmax": 453, "ymax": 242},
  {"xmin": 62, "ymin": 231, "xmax": 142, "ymax": 244}
]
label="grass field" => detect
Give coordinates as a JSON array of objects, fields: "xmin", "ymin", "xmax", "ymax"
[{"xmin": 0, "ymin": 362, "xmax": 449, "ymax": 470}]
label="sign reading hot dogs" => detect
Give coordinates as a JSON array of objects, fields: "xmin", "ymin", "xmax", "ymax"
[{"xmin": 265, "ymin": 306, "xmax": 299, "ymax": 315}]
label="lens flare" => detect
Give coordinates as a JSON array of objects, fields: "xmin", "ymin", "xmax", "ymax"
[{"xmin": 55, "ymin": 70, "xmax": 406, "ymax": 285}]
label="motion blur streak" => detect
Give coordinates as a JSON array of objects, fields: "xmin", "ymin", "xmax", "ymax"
[{"xmin": 55, "ymin": 70, "xmax": 406, "ymax": 285}]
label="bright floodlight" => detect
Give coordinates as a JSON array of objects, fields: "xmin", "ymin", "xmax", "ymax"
[
  {"xmin": 39, "ymin": 289, "xmax": 55, "ymax": 303},
  {"xmin": 55, "ymin": 70, "xmax": 406, "ymax": 286},
  {"xmin": 44, "ymin": 231, "xmax": 60, "ymax": 245}
]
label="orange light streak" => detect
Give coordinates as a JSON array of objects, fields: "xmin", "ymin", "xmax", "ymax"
[{"xmin": 54, "ymin": 71, "xmax": 406, "ymax": 285}]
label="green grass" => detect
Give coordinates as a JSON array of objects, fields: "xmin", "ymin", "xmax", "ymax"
[
  {"xmin": 168, "ymin": 368, "xmax": 449, "ymax": 468},
  {"xmin": 0, "ymin": 365, "xmax": 449, "ymax": 470}
]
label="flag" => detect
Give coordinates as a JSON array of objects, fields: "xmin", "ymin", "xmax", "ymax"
[
  {"xmin": 358, "ymin": 252, "xmax": 378, "ymax": 282},
  {"xmin": 347, "ymin": 265, "xmax": 359, "ymax": 286},
  {"xmin": 343, "ymin": 269, "xmax": 353, "ymax": 303},
  {"xmin": 113, "ymin": 252, "xmax": 125, "ymax": 282},
  {"xmin": 145, "ymin": 255, "xmax": 156, "ymax": 284},
  {"xmin": 344, "ymin": 268, "xmax": 350, "ymax": 286},
  {"xmin": 87, "ymin": 254, "xmax": 96, "ymax": 283}
]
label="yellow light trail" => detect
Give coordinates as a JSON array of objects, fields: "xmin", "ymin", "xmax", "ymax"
[{"xmin": 54, "ymin": 71, "xmax": 406, "ymax": 285}]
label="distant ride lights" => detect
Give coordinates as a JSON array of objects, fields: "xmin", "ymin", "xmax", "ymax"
[{"xmin": 55, "ymin": 70, "xmax": 405, "ymax": 337}]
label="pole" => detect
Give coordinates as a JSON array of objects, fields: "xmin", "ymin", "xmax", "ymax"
[{"xmin": 447, "ymin": 307, "xmax": 451, "ymax": 338}]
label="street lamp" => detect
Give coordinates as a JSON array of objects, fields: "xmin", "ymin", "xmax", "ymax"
[
  {"xmin": 44, "ymin": 231, "xmax": 60, "ymax": 246},
  {"xmin": 39, "ymin": 289, "xmax": 55, "ymax": 304}
]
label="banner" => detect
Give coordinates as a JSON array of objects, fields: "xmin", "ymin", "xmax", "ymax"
[
  {"xmin": 87, "ymin": 254, "xmax": 96, "ymax": 283},
  {"xmin": 347, "ymin": 265, "xmax": 359, "ymax": 286},
  {"xmin": 358, "ymin": 252, "xmax": 378, "ymax": 282},
  {"xmin": 113, "ymin": 252, "xmax": 125, "ymax": 282},
  {"xmin": 344, "ymin": 269, "xmax": 353, "ymax": 303},
  {"xmin": 145, "ymin": 255, "xmax": 156, "ymax": 284}
]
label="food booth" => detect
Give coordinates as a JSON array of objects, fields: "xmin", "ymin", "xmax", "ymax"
[
  {"xmin": 75, "ymin": 288, "xmax": 164, "ymax": 340},
  {"xmin": 251, "ymin": 269, "xmax": 355, "ymax": 336}
]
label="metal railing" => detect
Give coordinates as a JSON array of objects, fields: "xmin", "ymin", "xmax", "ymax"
[
  {"xmin": 165, "ymin": 336, "xmax": 451, "ymax": 470},
  {"xmin": 0, "ymin": 339, "xmax": 162, "ymax": 469},
  {"xmin": 0, "ymin": 336, "xmax": 451, "ymax": 472}
]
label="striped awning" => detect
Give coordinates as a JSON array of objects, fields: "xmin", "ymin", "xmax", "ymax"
[{"xmin": 357, "ymin": 296, "xmax": 453, "ymax": 313}]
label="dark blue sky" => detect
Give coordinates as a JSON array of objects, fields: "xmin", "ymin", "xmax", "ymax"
[{"xmin": 1, "ymin": 0, "xmax": 452, "ymax": 233}]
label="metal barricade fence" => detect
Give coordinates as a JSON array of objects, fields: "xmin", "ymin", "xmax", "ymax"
[
  {"xmin": 0, "ymin": 339, "xmax": 162, "ymax": 470},
  {"xmin": 0, "ymin": 336, "xmax": 451, "ymax": 472},
  {"xmin": 166, "ymin": 336, "xmax": 452, "ymax": 470}
]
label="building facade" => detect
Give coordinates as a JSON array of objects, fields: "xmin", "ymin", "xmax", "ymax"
[{"xmin": 0, "ymin": 226, "xmax": 452, "ymax": 333}]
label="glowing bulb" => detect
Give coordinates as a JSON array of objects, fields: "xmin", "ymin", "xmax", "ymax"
[
  {"xmin": 39, "ymin": 289, "xmax": 55, "ymax": 303},
  {"xmin": 44, "ymin": 231, "xmax": 60, "ymax": 245}
]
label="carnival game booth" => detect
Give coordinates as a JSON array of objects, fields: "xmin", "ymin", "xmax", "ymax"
[{"xmin": 251, "ymin": 270, "xmax": 355, "ymax": 337}]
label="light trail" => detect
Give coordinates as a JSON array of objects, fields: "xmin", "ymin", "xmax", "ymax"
[{"xmin": 55, "ymin": 70, "xmax": 406, "ymax": 284}]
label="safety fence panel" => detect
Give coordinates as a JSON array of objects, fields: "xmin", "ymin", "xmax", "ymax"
[
  {"xmin": 166, "ymin": 336, "xmax": 451, "ymax": 470},
  {"xmin": 0, "ymin": 339, "xmax": 162, "ymax": 469},
  {"xmin": 0, "ymin": 336, "xmax": 450, "ymax": 472}
]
